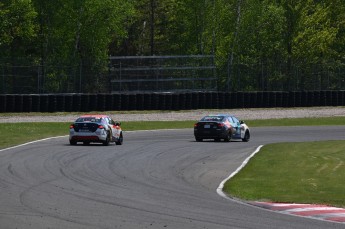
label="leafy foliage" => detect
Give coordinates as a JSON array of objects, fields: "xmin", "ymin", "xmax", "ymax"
[{"xmin": 0, "ymin": 0, "xmax": 344, "ymax": 93}]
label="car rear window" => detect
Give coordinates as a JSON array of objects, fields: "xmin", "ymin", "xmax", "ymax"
[
  {"xmin": 201, "ymin": 116, "xmax": 224, "ymax": 121},
  {"xmin": 76, "ymin": 117, "xmax": 101, "ymax": 123}
]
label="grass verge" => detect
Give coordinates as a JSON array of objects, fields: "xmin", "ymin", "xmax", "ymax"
[
  {"xmin": 224, "ymin": 141, "xmax": 345, "ymax": 207},
  {"xmin": 1, "ymin": 116, "xmax": 345, "ymax": 149}
]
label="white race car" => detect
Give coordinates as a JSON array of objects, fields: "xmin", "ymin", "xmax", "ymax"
[{"xmin": 69, "ymin": 114, "xmax": 123, "ymax": 146}]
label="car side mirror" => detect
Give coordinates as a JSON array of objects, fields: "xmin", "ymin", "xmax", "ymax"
[
  {"xmin": 240, "ymin": 120, "xmax": 245, "ymax": 124},
  {"xmin": 115, "ymin": 122, "xmax": 121, "ymax": 126}
]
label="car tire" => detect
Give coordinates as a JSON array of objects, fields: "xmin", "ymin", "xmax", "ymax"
[
  {"xmin": 69, "ymin": 140, "xmax": 77, "ymax": 145},
  {"xmin": 224, "ymin": 132, "xmax": 231, "ymax": 142},
  {"xmin": 242, "ymin": 130, "xmax": 250, "ymax": 142},
  {"xmin": 116, "ymin": 133, "xmax": 123, "ymax": 145},
  {"xmin": 103, "ymin": 132, "xmax": 110, "ymax": 146}
]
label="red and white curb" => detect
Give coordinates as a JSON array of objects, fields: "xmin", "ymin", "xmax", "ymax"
[{"xmin": 251, "ymin": 202, "xmax": 345, "ymax": 224}]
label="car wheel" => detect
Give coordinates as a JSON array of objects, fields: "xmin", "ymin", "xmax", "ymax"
[
  {"xmin": 69, "ymin": 140, "xmax": 77, "ymax": 145},
  {"xmin": 195, "ymin": 137, "xmax": 203, "ymax": 142},
  {"xmin": 242, "ymin": 130, "xmax": 250, "ymax": 142},
  {"xmin": 103, "ymin": 132, "xmax": 110, "ymax": 146},
  {"xmin": 116, "ymin": 133, "xmax": 123, "ymax": 145},
  {"xmin": 224, "ymin": 132, "xmax": 231, "ymax": 142}
]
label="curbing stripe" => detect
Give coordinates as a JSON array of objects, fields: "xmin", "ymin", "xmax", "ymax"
[
  {"xmin": 251, "ymin": 202, "xmax": 345, "ymax": 224},
  {"xmin": 216, "ymin": 145, "xmax": 263, "ymax": 199}
]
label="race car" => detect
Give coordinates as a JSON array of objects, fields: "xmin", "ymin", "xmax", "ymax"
[
  {"xmin": 194, "ymin": 114, "xmax": 250, "ymax": 142},
  {"xmin": 69, "ymin": 114, "xmax": 123, "ymax": 146}
]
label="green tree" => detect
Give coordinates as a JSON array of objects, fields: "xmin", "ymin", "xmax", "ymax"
[
  {"xmin": 0, "ymin": 0, "xmax": 37, "ymax": 52},
  {"xmin": 32, "ymin": 0, "xmax": 134, "ymax": 92},
  {"xmin": 0, "ymin": 0, "xmax": 37, "ymax": 93}
]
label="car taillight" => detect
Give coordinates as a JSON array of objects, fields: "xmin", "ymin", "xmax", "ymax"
[
  {"xmin": 69, "ymin": 124, "xmax": 75, "ymax": 129},
  {"xmin": 194, "ymin": 123, "xmax": 200, "ymax": 128},
  {"xmin": 98, "ymin": 125, "xmax": 104, "ymax": 129},
  {"xmin": 217, "ymin": 123, "xmax": 225, "ymax": 128}
]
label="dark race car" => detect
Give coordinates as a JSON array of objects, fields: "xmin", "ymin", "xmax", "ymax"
[{"xmin": 194, "ymin": 114, "xmax": 250, "ymax": 142}]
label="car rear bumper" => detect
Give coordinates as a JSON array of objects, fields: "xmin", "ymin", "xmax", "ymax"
[
  {"xmin": 69, "ymin": 131, "xmax": 107, "ymax": 142},
  {"xmin": 194, "ymin": 129, "xmax": 228, "ymax": 139},
  {"xmin": 70, "ymin": 135, "xmax": 101, "ymax": 141}
]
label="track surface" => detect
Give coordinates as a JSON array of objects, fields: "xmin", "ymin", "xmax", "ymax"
[{"xmin": 1, "ymin": 126, "xmax": 345, "ymax": 229}]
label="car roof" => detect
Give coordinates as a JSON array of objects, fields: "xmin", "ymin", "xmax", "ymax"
[
  {"xmin": 205, "ymin": 114, "xmax": 233, "ymax": 117},
  {"xmin": 79, "ymin": 114, "xmax": 109, "ymax": 118}
]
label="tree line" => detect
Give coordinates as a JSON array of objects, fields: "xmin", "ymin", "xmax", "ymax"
[{"xmin": 0, "ymin": 0, "xmax": 344, "ymax": 93}]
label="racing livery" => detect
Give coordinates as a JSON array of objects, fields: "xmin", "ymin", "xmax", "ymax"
[
  {"xmin": 194, "ymin": 114, "xmax": 250, "ymax": 142},
  {"xmin": 69, "ymin": 114, "xmax": 123, "ymax": 146}
]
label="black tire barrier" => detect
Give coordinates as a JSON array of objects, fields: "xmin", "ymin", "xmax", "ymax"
[
  {"xmin": 6, "ymin": 95, "xmax": 15, "ymax": 112},
  {"xmin": 204, "ymin": 92, "xmax": 212, "ymax": 109},
  {"xmin": 185, "ymin": 93, "xmax": 193, "ymax": 110},
  {"xmin": 229, "ymin": 92, "xmax": 236, "ymax": 108},
  {"xmin": 120, "ymin": 94, "xmax": 129, "ymax": 110},
  {"xmin": 88, "ymin": 94, "xmax": 98, "ymax": 112},
  {"xmin": 14, "ymin": 95, "xmax": 23, "ymax": 112},
  {"xmin": 313, "ymin": 91, "xmax": 320, "ymax": 106},
  {"xmin": 48, "ymin": 94, "xmax": 57, "ymax": 112},
  {"xmin": 246, "ymin": 92, "xmax": 254, "ymax": 108},
  {"xmin": 128, "ymin": 94, "xmax": 137, "ymax": 110},
  {"xmin": 217, "ymin": 92, "xmax": 225, "ymax": 109},
  {"xmin": 136, "ymin": 93, "xmax": 145, "ymax": 111},
  {"xmin": 255, "ymin": 91, "xmax": 263, "ymax": 108},
  {"xmin": 269, "ymin": 92, "xmax": 276, "ymax": 108},
  {"xmin": 171, "ymin": 93, "xmax": 179, "ymax": 110},
  {"xmin": 295, "ymin": 91, "xmax": 302, "ymax": 107},
  {"xmin": 22, "ymin": 95, "xmax": 32, "ymax": 112},
  {"xmin": 156, "ymin": 94, "xmax": 163, "ymax": 110},
  {"xmin": 2, "ymin": 90, "xmax": 345, "ymax": 112},
  {"xmin": 0, "ymin": 95, "xmax": 6, "ymax": 112},
  {"xmin": 150, "ymin": 93, "xmax": 159, "ymax": 110},
  {"xmin": 56, "ymin": 94, "xmax": 65, "ymax": 112},
  {"xmin": 72, "ymin": 94, "xmax": 81, "ymax": 112},
  {"xmin": 80, "ymin": 94, "xmax": 90, "ymax": 112},
  {"xmin": 262, "ymin": 92, "xmax": 270, "ymax": 108},
  {"xmin": 199, "ymin": 92, "xmax": 206, "ymax": 109},
  {"xmin": 339, "ymin": 91, "xmax": 345, "ymax": 106},
  {"xmin": 110, "ymin": 94, "xmax": 120, "ymax": 111},
  {"xmin": 304, "ymin": 91, "xmax": 312, "ymax": 107},
  {"xmin": 332, "ymin": 91, "xmax": 339, "ymax": 106},
  {"xmin": 142, "ymin": 93, "xmax": 151, "ymax": 110},
  {"xmin": 281, "ymin": 92, "xmax": 289, "ymax": 107},
  {"xmin": 236, "ymin": 92, "xmax": 244, "ymax": 108},
  {"xmin": 288, "ymin": 91, "xmax": 295, "ymax": 107},
  {"xmin": 320, "ymin": 91, "xmax": 327, "ymax": 106},
  {"xmin": 64, "ymin": 94, "xmax": 73, "ymax": 112},
  {"xmin": 275, "ymin": 92, "xmax": 282, "ymax": 107},
  {"xmin": 104, "ymin": 94, "xmax": 113, "ymax": 111},
  {"xmin": 96, "ymin": 94, "xmax": 106, "ymax": 112},
  {"xmin": 39, "ymin": 95, "xmax": 49, "ymax": 112}
]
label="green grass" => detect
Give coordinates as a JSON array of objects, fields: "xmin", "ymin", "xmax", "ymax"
[
  {"xmin": 1, "ymin": 116, "xmax": 345, "ymax": 149},
  {"xmin": 224, "ymin": 141, "xmax": 345, "ymax": 207},
  {"xmin": 1, "ymin": 115, "xmax": 345, "ymax": 208},
  {"xmin": 0, "ymin": 121, "xmax": 195, "ymax": 149}
]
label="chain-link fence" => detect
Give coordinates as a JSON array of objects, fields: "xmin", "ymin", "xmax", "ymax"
[
  {"xmin": 109, "ymin": 55, "xmax": 217, "ymax": 93},
  {"xmin": 1, "ymin": 56, "xmax": 344, "ymax": 94}
]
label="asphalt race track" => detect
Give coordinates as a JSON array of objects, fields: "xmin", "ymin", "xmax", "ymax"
[{"xmin": 1, "ymin": 126, "xmax": 345, "ymax": 229}]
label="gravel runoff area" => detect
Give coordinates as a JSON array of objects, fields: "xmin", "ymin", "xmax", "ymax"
[{"xmin": 0, "ymin": 107, "xmax": 345, "ymax": 123}]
